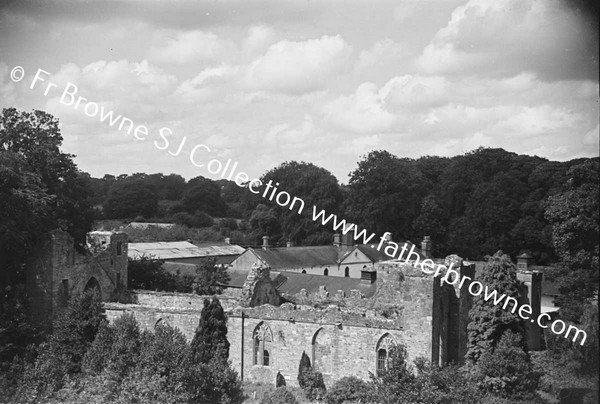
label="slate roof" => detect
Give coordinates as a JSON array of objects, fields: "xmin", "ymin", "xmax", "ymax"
[
  {"xmin": 272, "ymin": 271, "xmax": 377, "ymax": 298},
  {"xmin": 128, "ymin": 241, "xmax": 244, "ymax": 260},
  {"xmin": 344, "ymin": 241, "xmax": 425, "ymax": 263},
  {"xmin": 250, "ymin": 246, "xmax": 341, "ymax": 269}
]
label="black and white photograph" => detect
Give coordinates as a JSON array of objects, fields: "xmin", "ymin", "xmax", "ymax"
[{"xmin": 0, "ymin": 1, "xmax": 598, "ymax": 403}]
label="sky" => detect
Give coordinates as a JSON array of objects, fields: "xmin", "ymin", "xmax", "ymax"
[{"xmin": 1, "ymin": 0, "xmax": 598, "ymax": 183}]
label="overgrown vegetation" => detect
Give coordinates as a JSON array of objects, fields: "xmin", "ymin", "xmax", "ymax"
[
  {"xmin": 1, "ymin": 293, "xmax": 244, "ymax": 404},
  {"xmin": 128, "ymin": 257, "xmax": 229, "ymax": 295}
]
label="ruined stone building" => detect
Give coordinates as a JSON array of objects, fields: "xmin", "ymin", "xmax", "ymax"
[
  {"xmin": 32, "ymin": 230, "xmax": 545, "ymax": 387},
  {"xmin": 26, "ymin": 230, "xmax": 127, "ymax": 323}
]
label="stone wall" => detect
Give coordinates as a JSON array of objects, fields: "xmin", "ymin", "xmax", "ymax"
[{"xmin": 27, "ymin": 230, "xmax": 127, "ymax": 324}]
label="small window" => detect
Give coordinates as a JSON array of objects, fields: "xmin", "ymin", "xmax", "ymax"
[
  {"xmin": 302, "ymin": 270, "xmax": 307, "ymax": 274},
  {"xmin": 377, "ymin": 349, "xmax": 387, "ymax": 375},
  {"xmin": 116, "ymin": 241, "xmax": 123, "ymax": 256},
  {"xmin": 324, "ymin": 268, "xmax": 328, "ymax": 276},
  {"xmin": 253, "ymin": 337, "xmax": 260, "ymax": 365},
  {"xmin": 263, "ymin": 350, "xmax": 270, "ymax": 366},
  {"xmin": 345, "ymin": 267, "xmax": 350, "ymax": 277}
]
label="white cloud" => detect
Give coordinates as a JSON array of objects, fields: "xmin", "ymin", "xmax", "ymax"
[
  {"xmin": 149, "ymin": 30, "xmax": 235, "ymax": 65},
  {"xmin": 324, "ymin": 82, "xmax": 396, "ymax": 134},
  {"xmin": 355, "ymin": 39, "xmax": 406, "ymax": 72},
  {"xmin": 417, "ymin": 0, "xmax": 587, "ymax": 79},
  {"xmin": 243, "ymin": 35, "xmax": 352, "ymax": 94}
]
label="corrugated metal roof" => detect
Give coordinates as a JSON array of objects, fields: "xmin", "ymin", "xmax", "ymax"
[{"xmin": 128, "ymin": 241, "xmax": 244, "ymax": 260}]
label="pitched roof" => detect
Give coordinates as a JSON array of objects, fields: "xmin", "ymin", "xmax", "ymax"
[
  {"xmin": 273, "ymin": 271, "xmax": 377, "ymax": 298},
  {"xmin": 341, "ymin": 241, "xmax": 425, "ymax": 263},
  {"xmin": 250, "ymin": 246, "xmax": 341, "ymax": 269},
  {"xmin": 128, "ymin": 241, "xmax": 244, "ymax": 260}
]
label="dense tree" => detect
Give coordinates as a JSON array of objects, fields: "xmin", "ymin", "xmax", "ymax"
[
  {"xmin": 190, "ymin": 297, "xmax": 230, "ymax": 364},
  {"xmin": 194, "ymin": 258, "xmax": 230, "ymax": 295},
  {"xmin": 467, "ymin": 251, "xmax": 526, "ymax": 363},
  {"xmin": 544, "ymin": 159, "xmax": 599, "ymax": 321},
  {"xmin": 1, "ymin": 108, "xmax": 94, "ymax": 284},
  {"xmin": 0, "ymin": 151, "xmax": 53, "ymax": 288},
  {"xmin": 249, "ymin": 204, "xmax": 281, "ymax": 242},
  {"xmin": 179, "ymin": 176, "xmax": 228, "ymax": 217},
  {"xmin": 346, "ymin": 150, "xmax": 428, "ymax": 238},
  {"xmin": 369, "ymin": 345, "xmax": 419, "ymax": 404},
  {"xmin": 148, "ymin": 173, "xmax": 186, "ymax": 200},
  {"xmin": 476, "ymin": 331, "xmax": 540, "ymax": 400},
  {"xmin": 13, "ymin": 290, "xmax": 104, "ymax": 398},
  {"xmin": 104, "ymin": 177, "xmax": 159, "ymax": 219},
  {"xmin": 261, "ymin": 161, "xmax": 343, "ymax": 244}
]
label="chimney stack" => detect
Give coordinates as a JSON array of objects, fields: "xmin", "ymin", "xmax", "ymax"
[
  {"xmin": 262, "ymin": 236, "xmax": 270, "ymax": 250},
  {"xmin": 286, "ymin": 240, "xmax": 294, "ymax": 248},
  {"xmin": 341, "ymin": 230, "xmax": 353, "ymax": 248},
  {"xmin": 384, "ymin": 233, "xmax": 392, "ymax": 242},
  {"xmin": 421, "ymin": 236, "xmax": 432, "ymax": 258},
  {"xmin": 224, "ymin": 237, "xmax": 231, "ymax": 244},
  {"xmin": 333, "ymin": 234, "xmax": 341, "ymax": 247}
]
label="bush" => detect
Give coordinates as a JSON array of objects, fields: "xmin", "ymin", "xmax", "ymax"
[
  {"xmin": 303, "ymin": 369, "xmax": 326, "ymax": 401},
  {"xmin": 476, "ymin": 331, "xmax": 540, "ymax": 400},
  {"xmin": 276, "ymin": 371, "xmax": 286, "ymax": 387},
  {"xmin": 261, "ymin": 387, "xmax": 299, "ymax": 404},
  {"xmin": 325, "ymin": 376, "xmax": 371, "ymax": 404}
]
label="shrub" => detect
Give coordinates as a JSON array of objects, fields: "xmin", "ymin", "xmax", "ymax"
[
  {"xmin": 476, "ymin": 331, "xmax": 540, "ymax": 400},
  {"xmin": 303, "ymin": 369, "xmax": 326, "ymax": 401},
  {"xmin": 325, "ymin": 376, "xmax": 371, "ymax": 404},
  {"xmin": 276, "ymin": 371, "xmax": 286, "ymax": 387},
  {"xmin": 261, "ymin": 387, "xmax": 299, "ymax": 404}
]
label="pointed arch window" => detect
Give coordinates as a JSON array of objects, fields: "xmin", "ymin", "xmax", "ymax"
[
  {"xmin": 376, "ymin": 333, "xmax": 397, "ymax": 375},
  {"xmin": 324, "ymin": 268, "xmax": 329, "ymax": 276},
  {"xmin": 253, "ymin": 322, "xmax": 273, "ymax": 366}
]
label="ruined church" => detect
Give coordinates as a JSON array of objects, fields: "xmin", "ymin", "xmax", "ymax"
[{"xmin": 28, "ymin": 230, "xmax": 543, "ymax": 387}]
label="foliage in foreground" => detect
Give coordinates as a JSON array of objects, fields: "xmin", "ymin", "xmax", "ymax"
[
  {"xmin": 260, "ymin": 386, "xmax": 299, "ymax": 404},
  {"xmin": 3, "ymin": 294, "xmax": 244, "ymax": 404}
]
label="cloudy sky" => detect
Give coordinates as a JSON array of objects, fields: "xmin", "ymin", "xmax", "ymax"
[{"xmin": 1, "ymin": 0, "xmax": 598, "ymax": 183}]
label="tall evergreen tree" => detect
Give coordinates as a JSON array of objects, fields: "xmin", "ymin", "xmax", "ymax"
[
  {"xmin": 297, "ymin": 351, "xmax": 312, "ymax": 389},
  {"xmin": 190, "ymin": 297, "xmax": 230, "ymax": 363},
  {"xmin": 467, "ymin": 250, "xmax": 526, "ymax": 363}
]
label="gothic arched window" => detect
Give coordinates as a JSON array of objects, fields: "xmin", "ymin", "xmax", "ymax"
[
  {"xmin": 345, "ymin": 267, "xmax": 350, "ymax": 277},
  {"xmin": 312, "ymin": 327, "xmax": 332, "ymax": 374},
  {"xmin": 324, "ymin": 268, "xmax": 329, "ymax": 276},
  {"xmin": 376, "ymin": 333, "xmax": 397, "ymax": 375},
  {"xmin": 253, "ymin": 322, "xmax": 273, "ymax": 366}
]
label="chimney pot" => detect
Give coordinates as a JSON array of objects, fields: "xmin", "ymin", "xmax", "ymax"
[
  {"xmin": 262, "ymin": 236, "xmax": 270, "ymax": 250},
  {"xmin": 421, "ymin": 236, "xmax": 432, "ymax": 258}
]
